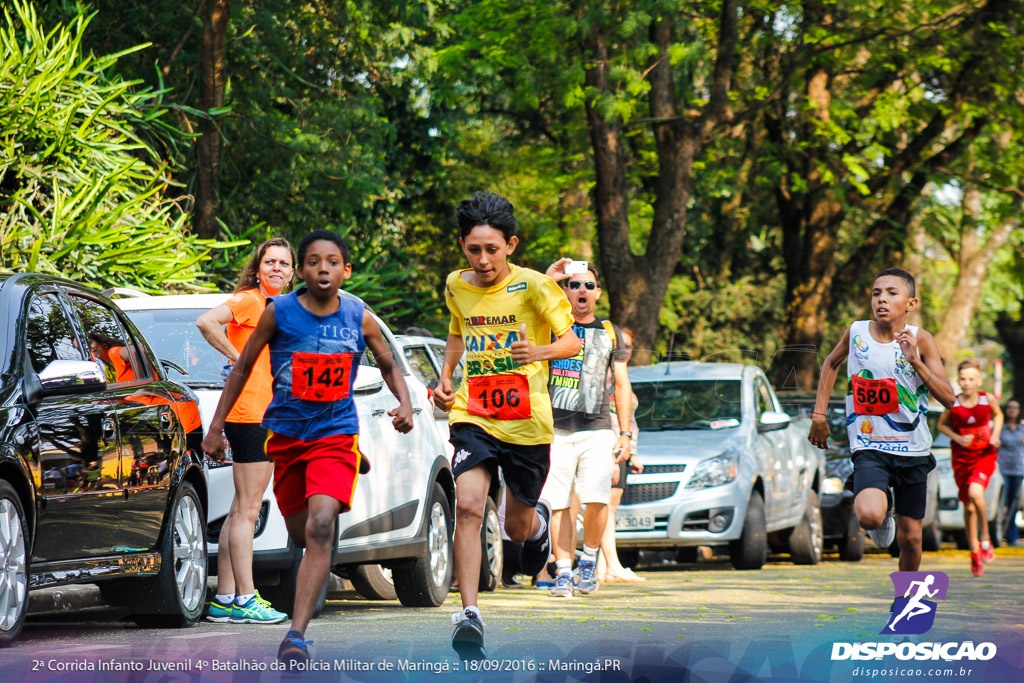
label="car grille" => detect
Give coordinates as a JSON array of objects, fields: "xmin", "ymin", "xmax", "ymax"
[
  {"xmin": 637, "ymin": 464, "xmax": 687, "ymax": 474},
  {"xmin": 622, "ymin": 482, "xmax": 680, "ymax": 505}
]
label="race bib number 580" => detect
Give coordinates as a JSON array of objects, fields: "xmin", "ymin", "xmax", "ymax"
[
  {"xmin": 292, "ymin": 352, "xmax": 353, "ymax": 401},
  {"xmin": 467, "ymin": 374, "xmax": 531, "ymax": 420},
  {"xmin": 851, "ymin": 375, "xmax": 899, "ymax": 415}
]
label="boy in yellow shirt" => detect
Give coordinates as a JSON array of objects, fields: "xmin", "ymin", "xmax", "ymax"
[{"xmin": 434, "ymin": 191, "xmax": 579, "ymax": 659}]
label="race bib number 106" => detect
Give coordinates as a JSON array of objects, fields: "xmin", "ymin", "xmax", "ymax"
[
  {"xmin": 467, "ymin": 374, "xmax": 531, "ymax": 420},
  {"xmin": 851, "ymin": 375, "xmax": 899, "ymax": 415},
  {"xmin": 292, "ymin": 352, "xmax": 353, "ymax": 402}
]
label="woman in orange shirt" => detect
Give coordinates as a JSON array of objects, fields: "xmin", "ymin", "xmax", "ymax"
[{"xmin": 197, "ymin": 238, "xmax": 295, "ymax": 624}]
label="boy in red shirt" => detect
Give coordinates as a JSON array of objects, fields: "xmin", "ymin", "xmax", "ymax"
[{"xmin": 937, "ymin": 359, "xmax": 1004, "ymax": 576}]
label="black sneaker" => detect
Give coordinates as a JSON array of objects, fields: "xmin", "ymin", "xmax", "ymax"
[
  {"xmin": 451, "ymin": 609, "xmax": 486, "ymax": 661},
  {"xmin": 520, "ymin": 499, "xmax": 552, "ymax": 576}
]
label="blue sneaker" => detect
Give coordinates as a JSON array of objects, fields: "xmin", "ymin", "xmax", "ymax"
[
  {"xmin": 577, "ymin": 559, "xmax": 598, "ymax": 594},
  {"xmin": 550, "ymin": 571, "xmax": 574, "ymax": 598},
  {"xmin": 232, "ymin": 591, "xmax": 288, "ymax": 624},
  {"xmin": 277, "ymin": 629, "xmax": 313, "ymax": 665},
  {"xmin": 205, "ymin": 597, "xmax": 233, "ymax": 623}
]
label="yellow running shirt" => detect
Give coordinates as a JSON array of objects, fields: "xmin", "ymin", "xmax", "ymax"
[{"xmin": 445, "ymin": 264, "xmax": 574, "ymax": 445}]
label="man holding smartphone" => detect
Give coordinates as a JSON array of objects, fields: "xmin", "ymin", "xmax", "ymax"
[{"xmin": 538, "ymin": 258, "xmax": 633, "ymax": 597}]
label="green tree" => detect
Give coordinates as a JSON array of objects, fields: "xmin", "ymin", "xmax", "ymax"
[{"xmin": 0, "ymin": 1, "xmax": 217, "ymax": 292}]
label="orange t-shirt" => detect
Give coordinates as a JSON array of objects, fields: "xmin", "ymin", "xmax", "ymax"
[
  {"xmin": 109, "ymin": 347, "xmax": 136, "ymax": 383},
  {"xmin": 223, "ymin": 289, "xmax": 273, "ymax": 424}
]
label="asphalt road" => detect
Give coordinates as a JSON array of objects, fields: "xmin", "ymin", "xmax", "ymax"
[{"xmin": 3, "ymin": 546, "xmax": 1023, "ymax": 682}]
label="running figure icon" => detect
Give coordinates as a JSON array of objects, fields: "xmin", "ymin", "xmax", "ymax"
[
  {"xmin": 882, "ymin": 571, "xmax": 949, "ymax": 635},
  {"xmin": 887, "ymin": 575, "xmax": 938, "ymax": 631}
]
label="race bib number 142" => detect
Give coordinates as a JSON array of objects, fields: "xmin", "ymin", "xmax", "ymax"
[
  {"xmin": 467, "ymin": 374, "xmax": 531, "ymax": 420},
  {"xmin": 291, "ymin": 352, "xmax": 353, "ymax": 402}
]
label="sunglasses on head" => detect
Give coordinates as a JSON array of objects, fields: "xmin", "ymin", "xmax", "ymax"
[{"xmin": 567, "ymin": 281, "xmax": 597, "ymax": 291}]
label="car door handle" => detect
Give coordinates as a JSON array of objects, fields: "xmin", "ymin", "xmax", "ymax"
[
  {"xmin": 371, "ymin": 408, "xmax": 424, "ymax": 417},
  {"xmin": 102, "ymin": 418, "xmax": 117, "ymax": 441},
  {"xmin": 160, "ymin": 411, "xmax": 174, "ymax": 432}
]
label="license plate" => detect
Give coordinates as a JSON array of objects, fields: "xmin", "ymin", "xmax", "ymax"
[{"xmin": 616, "ymin": 511, "xmax": 655, "ymax": 531}]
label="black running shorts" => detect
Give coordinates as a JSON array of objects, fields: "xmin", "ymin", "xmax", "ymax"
[
  {"xmin": 449, "ymin": 422, "xmax": 550, "ymax": 507},
  {"xmin": 223, "ymin": 421, "xmax": 271, "ymax": 464},
  {"xmin": 851, "ymin": 449, "xmax": 935, "ymax": 519}
]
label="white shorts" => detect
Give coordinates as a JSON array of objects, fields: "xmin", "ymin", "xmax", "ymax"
[{"xmin": 540, "ymin": 429, "xmax": 616, "ymax": 509}]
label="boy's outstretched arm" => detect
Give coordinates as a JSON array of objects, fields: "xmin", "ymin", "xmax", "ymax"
[
  {"xmin": 808, "ymin": 328, "xmax": 850, "ymax": 449},
  {"xmin": 363, "ymin": 311, "xmax": 413, "ymax": 434},
  {"xmin": 509, "ymin": 324, "xmax": 581, "ymax": 366},
  {"xmin": 201, "ymin": 303, "xmax": 277, "ymax": 460},
  {"xmin": 433, "ymin": 334, "xmax": 465, "ymax": 412}
]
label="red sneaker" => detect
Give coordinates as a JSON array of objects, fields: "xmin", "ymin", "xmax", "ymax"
[
  {"xmin": 980, "ymin": 546, "xmax": 995, "ymax": 563},
  {"xmin": 970, "ymin": 552, "xmax": 983, "ymax": 576}
]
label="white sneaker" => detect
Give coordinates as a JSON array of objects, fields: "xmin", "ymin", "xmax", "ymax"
[{"xmin": 867, "ymin": 506, "xmax": 895, "ymax": 548}]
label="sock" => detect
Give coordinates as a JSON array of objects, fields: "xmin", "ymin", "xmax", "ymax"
[
  {"xmin": 527, "ymin": 509, "xmax": 548, "ymax": 543},
  {"xmin": 555, "ymin": 559, "xmax": 572, "ymax": 575},
  {"xmin": 581, "ymin": 545, "xmax": 599, "ymax": 564},
  {"xmin": 234, "ymin": 593, "xmax": 255, "ymax": 606},
  {"xmin": 464, "ymin": 605, "xmax": 482, "ymax": 621},
  {"xmin": 981, "ymin": 540, "xmax": 992, "ymax": 551},
  {"xmin": 215, "ymin": 593, "xmax": 235, "ymax": 605}
]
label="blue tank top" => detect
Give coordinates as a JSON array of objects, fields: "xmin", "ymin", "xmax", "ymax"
[{"xmin": 261, "ymin": 290, "xmax": 365, "ymax": 440}]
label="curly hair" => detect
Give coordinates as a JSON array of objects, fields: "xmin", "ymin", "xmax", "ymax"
[{"xmin": 235, "ymin": 237, "xmax": 296, "ymax": 293}]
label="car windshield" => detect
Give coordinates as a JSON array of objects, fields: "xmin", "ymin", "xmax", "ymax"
[
  {"xmin": 124, "ymin": 309, "xmax": 224, "ymax": 387},
  {"xmin": 633, "ymin": 380, "xmax": 742, "ymax": 431}
]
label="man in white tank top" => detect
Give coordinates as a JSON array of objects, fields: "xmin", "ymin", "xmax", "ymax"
[{"xmin": 807, "ymin": 268, "xmax": 955, "ymax": 572}]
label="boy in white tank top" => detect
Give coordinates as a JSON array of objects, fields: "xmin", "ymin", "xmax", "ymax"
[{"xmin": 808, "ymin": 268, "xmax": 955, "ymax": 571}]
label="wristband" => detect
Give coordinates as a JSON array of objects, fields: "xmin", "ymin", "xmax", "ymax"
[
  {"xmin": 619, "ymin": 431, "xmax": 633, "ymax": 439},
  {"xmin": 924, "ymin": 367, "xmax": 934, "ymax": 384},
  {"xmin": 812, "ymin": 411, "xmax": 827, "ymax": 418}
]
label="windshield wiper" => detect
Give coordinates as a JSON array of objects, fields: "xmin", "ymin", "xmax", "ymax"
[{"xmin": 658, "ymin": 423, "xmax": 714, "ymax": 430}]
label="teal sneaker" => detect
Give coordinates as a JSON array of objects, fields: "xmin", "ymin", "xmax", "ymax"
[
  {"xmin": 231, "ymin": 591, "xmax": 288, "ymax": 624},
  {"xmin": 206, "ymin": 597, "xmax": 233, "ymax": 623}
]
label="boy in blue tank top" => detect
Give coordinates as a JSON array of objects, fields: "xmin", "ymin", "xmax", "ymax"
[
  {"xmin": 808, "ymin": 268, "xmax": 954, "ymax": 572},
  {"xmin": 202, "ymin": 230, "xmax": 414, "ymax": 664}
]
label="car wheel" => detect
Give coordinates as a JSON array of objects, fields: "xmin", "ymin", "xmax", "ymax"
[
  {"xmin": 259, "ymin": 518, "xmax": 336, "ymax": 618},
  {"xmin": 988, "ymin": 518, "xmax": 1002, "ymax": 549},
  {"xmin": 953, "ymin": 529, "xmax": 970, "ymax": 551},
  {"xmin": 0, "ymin": 480, "xmax": 29, "ymax": 646},
  {"xmin": 838, "ymin": 511, "xmax": 864, "ymax": 562},
  {"xmin": 392, "ymin": 483, "xmax": 452, "ymax": 607},
  {"xmin": 349, "ymin": 564, "xmax": 396, "ymax": 601},
  {"xmin": 789, "ymin": 490, "xmax": 823, "ymax": 565},
  {"xmin": 921, "ymin": 519, "xmax": 942, "ymax": 552},
  {"xmin": 729, "ymin": 490, "xmax": 766, "ymax": 570},
  {"xmin": 617, "ymin": 548, "xmax": 639, "ymax": 569},
  {"xmin": 676, "ymin": 547, "xmax": 699, "ymax": 564},
  {"xmin": 132, "ymin": 481, "xmax": 207, "ymax": 628},
  {"xmin": 479, "ymin": 496, "xmax": 502, "ymax": 592}
]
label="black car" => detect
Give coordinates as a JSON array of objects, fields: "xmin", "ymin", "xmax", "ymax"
[
  {"xmin": 0, "ymin": 274, "xmax": 208, "ymax": 644},
  {"xmin": 777, "ymin": 392, "xmax": 866, "ymax": 561}
]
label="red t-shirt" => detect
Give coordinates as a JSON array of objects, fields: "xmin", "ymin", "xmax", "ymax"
[{"xmin": 950, "ymin": 391, "xmax": 996, "ymax": 462}]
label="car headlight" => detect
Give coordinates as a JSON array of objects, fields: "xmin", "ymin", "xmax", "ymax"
[
  {"xmin": 822, "ymin": 477, "xmax": 845, "ymax": 495},
  {"xmin": 685, "ymin": 451, "xmax": 739, "ymax": 489}
]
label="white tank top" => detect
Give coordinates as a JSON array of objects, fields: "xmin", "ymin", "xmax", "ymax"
[{"xmin": 845, "ymin": 320, "xmax": 932, "ymax": 457}]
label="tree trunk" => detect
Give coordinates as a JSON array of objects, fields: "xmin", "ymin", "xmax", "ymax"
[
  {"xmin": 580, "ymin": 1, "xmax": 737, "ymax": 365},
  {"xmin": 194, "ymin": 0, "xmax": 230, "ymax": 239},
  {"xmin": 995, "ymin": 312, "xmax": 1024, "ymax": 402},
  {"xmin": 933, "ymin": 183, "xmax": 1016, "ymax": 362}
]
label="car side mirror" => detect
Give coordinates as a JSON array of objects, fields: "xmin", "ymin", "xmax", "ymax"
[
  {"xmin": 758, "ymin": 410, "xmax": 791, "ymax": 432},
  {"xmin": 36, "ymin": 360, "xmax": 108, "ymax": 397},
  {"xmin": 353, "ymin": 365, "xmax": 385, "ymax": 395}
]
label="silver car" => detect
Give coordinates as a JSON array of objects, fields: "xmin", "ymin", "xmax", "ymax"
[{"xmin": 615, "ymin": 362, "xmax": 826, "ymax": 570}]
